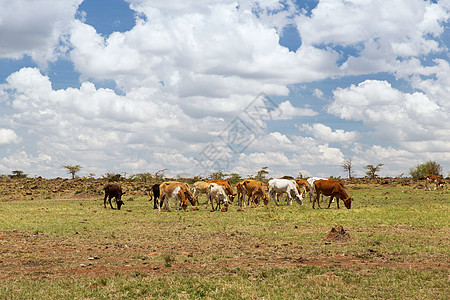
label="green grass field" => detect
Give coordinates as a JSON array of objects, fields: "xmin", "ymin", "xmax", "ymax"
[{"xmin": 0, "ymin": 181, "xmax": 448, "ymax": 299}]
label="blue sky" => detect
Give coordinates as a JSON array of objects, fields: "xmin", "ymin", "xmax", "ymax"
[{"xmin": 0, "ymin": 0, "xmax": 449, "ymax": 179}]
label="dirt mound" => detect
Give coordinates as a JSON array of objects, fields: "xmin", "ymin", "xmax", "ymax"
[{"xmin": 324, "ymin": 225, "xmax": 351, "ymax": 241}]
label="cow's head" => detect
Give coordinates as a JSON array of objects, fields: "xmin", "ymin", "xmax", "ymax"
[
  {"xmin": 187, "ymin": 193, "xmax": 197, "ymax": 206},
  {"xmin": 228, "ymin": 194, "xmax": 235, "ymax": 202},
  {"xmin": 116, "ymin": 190, "xmax": 125, "ymax": 210},
  {"xmin": 263, "ymin": 195, "xmax": 270, "ymax": 206},
  {"xmin": 343, "ymin": 197, "xmax": 352, "ymax": 209},
  {"xmin": 116, "ymin": 199, "xmax": 124, "ymax": 210}
]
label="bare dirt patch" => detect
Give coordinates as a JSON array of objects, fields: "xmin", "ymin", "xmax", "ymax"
[{"xmin": 1, "ymin": 227, "xmax": 447, "ymax": 281}]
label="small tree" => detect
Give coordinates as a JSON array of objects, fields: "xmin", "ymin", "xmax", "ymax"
[
  {"xmin": 255, "ymin": 167, "xmax": 269, "ymax": 181},
  {"xmin": 10, "ymin": 170, "xmax": 28, "ymax": 179},
  {"xmin": 341, "ymin": 159, "xmax": 353, "ymax": 179},
  {"xmin": 63, "ymin": 165, "xmax": 82, "ymax": 179},
  {"xmin": 228, "ymin": 173, "xmax": 242, "ymax": 184},
  {"xmin": 365, "ymin": 163, "xmax": 383, "ymax": 179},
  {"xmin": 409, "ymin": 161, "xmax": 443, "ymax": 180},
  {"xmin": 208, "ymin": 171, "xmax": 227, "ymax": 180},
  {"xmin": 154, "ymin": 169, "xmax": 168, "ymax": 181},
  {"xmin": 102, "ymin": 172, "xmax": 122, "ymax": 182}
]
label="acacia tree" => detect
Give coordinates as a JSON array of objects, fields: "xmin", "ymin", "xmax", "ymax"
[
  {"xmin": 62, "ymin": 165, "xmax": 82, "ymax": 179},
  {"xmin": 365, "ymin": 163, "xmax": 383, "ymax": 179},
  {"xmin": 409, "ymin": 161, "xmax": 443, "ymax": 180},
  {"xmin": 255, "ymin": 166, "xmax": 269, "ymax": 181},
  {"xmin": 341, "ymin": 159, "xmax": 353, "ymax": 179},
  {"xmin": 10, "ymin": 170, "xmax": 28, "ymax": 179}
]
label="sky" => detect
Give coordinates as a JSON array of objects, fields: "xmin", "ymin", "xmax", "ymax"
[{"xmin": 0, "ymin": 0, "xmax": 449, "ymax": 179}]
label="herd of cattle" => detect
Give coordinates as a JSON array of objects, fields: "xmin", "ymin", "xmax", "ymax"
[
  {"xmin": 103, "ymin": 177, "xmax": 354, "ymax": 212},
  {"xmin": 103, "ymin": 174, "xmax": 445, "ymax": 212}
]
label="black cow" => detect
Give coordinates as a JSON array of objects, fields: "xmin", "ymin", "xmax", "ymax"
[
  {"xmin": 149, "ymin": 183, "xmax": 161, "ymax": 209},
  {"xmin": 104, "ymin": 184, "xmax": 125, "ymax": 210}
]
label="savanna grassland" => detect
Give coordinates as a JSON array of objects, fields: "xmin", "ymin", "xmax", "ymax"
[{"xmin": 0, "ymin": 177, "xmax": 448, "ymax": 299}]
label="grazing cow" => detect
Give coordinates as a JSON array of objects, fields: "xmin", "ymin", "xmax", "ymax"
[
  {"xmin": 179, "ymin": 182, "xmax": 197, "ymax": 207},
  {"xmin": 425, "ymin": 174, "xmax": 445, "ymax": 191},
  {"xmin": 208, "ymin": 179, "xmax": 236, "ymax": 202},
  {"xmin": 313, "ymin": 179, "xmax": 352, "ymax": 209},
  {"xmin": 207, "ymin": 183, "xmax": 229, "ymax": 211},
  {"xmin": 104, "ymin": 184, "xmax": 125, "ymax": 210},
  {"xmin": 158, "ymin": 181, "xmax": 192, "ymax": 212},
  {"xmin": 149, "ymin": 183, "xmax": 161, "ymax": 209},
  {"xmin": 192, "ymin": 181, "xmax": 210, "ymax": 204},
  {"xmin": 268, "ymin": 179, "xmax": 303, "ymax": 206},
  {"xmin": 294, "ymin": 179, "xmax": 310, "ymax": 197},
  {"xmin": 243, "ymin": 179, "xmax": 269, "ymax": 206}
]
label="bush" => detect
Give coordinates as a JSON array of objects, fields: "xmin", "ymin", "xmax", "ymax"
[{"xmin": 409, "ymin": 161, "xmax": 442, "ymax": 180}]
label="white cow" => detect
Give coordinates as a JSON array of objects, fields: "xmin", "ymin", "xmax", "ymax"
[
  {"xmin": 307, "ymin": 177, "xmax": 333, "ymax": 203},
  {"xmin": 268, "ymin": 179, "xmax": 303, "ymax": 206},
  {"xmin": 206, "ymin": 183, "xmax": 229, "ymax": 211}
]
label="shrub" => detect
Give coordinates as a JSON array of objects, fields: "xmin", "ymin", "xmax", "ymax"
[{"xmin": 409, "ymin": 161, "xmax": 442, "ymax": 180}]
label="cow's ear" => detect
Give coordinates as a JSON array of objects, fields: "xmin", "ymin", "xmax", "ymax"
[{"xmin": 122, "ymin": 191, "xmax": 126, "ymax": 195}]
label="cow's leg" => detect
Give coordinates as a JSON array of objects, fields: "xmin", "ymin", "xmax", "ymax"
[
  {"xmin": 210, "ymin": 195, "xmax": 215, "ymax": 211},
  {"xmin": 314, "ymin": 193, "xmax": 322, "ymax": 209},
  {"xmin": 206, "ymin": 194, "xmax": 211, "ymax": 210},
  {"xmin": 104, "ymin": 194, "xmax": 107, "ymax": 208},
  {"xmin": 272, "ymin": 192, "xmax": 280, "ymax": 206},
  {"xmin": 286, "ymin": 193, "xmax": 293, "ymax": 206},
  {"xmin": 175, "ymin": 195, "xmax": 180, "ymax": 211},
  {"xmin": 158, "ymin": 194, "xmax": 163, "ymax": 212},
  {"xmin": 109, "ymin": 196, "xmax": 115, "ymax": 209},
  {"xmin": 327, "ymin": 196, "xmax": 334, "ymax": 209},
  {"xmin": 165, "ymin": 196, "xmax": 171, "ymax": 212},
  {"xmin": 216, "ymin": 197, "xmax": 221, "ymax": 210}
]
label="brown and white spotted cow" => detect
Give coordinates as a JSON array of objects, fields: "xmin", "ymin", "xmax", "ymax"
[{"xmin": 158, "ymin": 181, "xmax": 195, "ymax": 212}]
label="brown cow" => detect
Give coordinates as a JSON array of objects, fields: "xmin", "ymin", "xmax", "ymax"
[
  {"xmin": 313, "ymin": 180, "xmax": 352, "ymax": 209},
  {"xmin": 424, "ymin": 174, "xmax": 445, "ymax": 191},
  {"xmin": 236, "ymin": 180, "xmax": 250, "ymax": 207},
  {"xmin": 294, "ymin": 178, "xmax": 310, "ymax": 197},
  {"xmin": 104, "ymin": 184, "xmax": 125, "ymax": 210},
  {"xmin": 243, "ymin": 179, "xmax": 269, "ymax": 206},
  {"xmin": 208, "ymin": 179, "xmax": 236, "ymax": 202}
]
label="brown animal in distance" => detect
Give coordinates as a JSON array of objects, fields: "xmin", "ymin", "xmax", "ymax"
[{"xmin": 104, "ymin": 184, "xmax": 125, "ymax": 210}]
